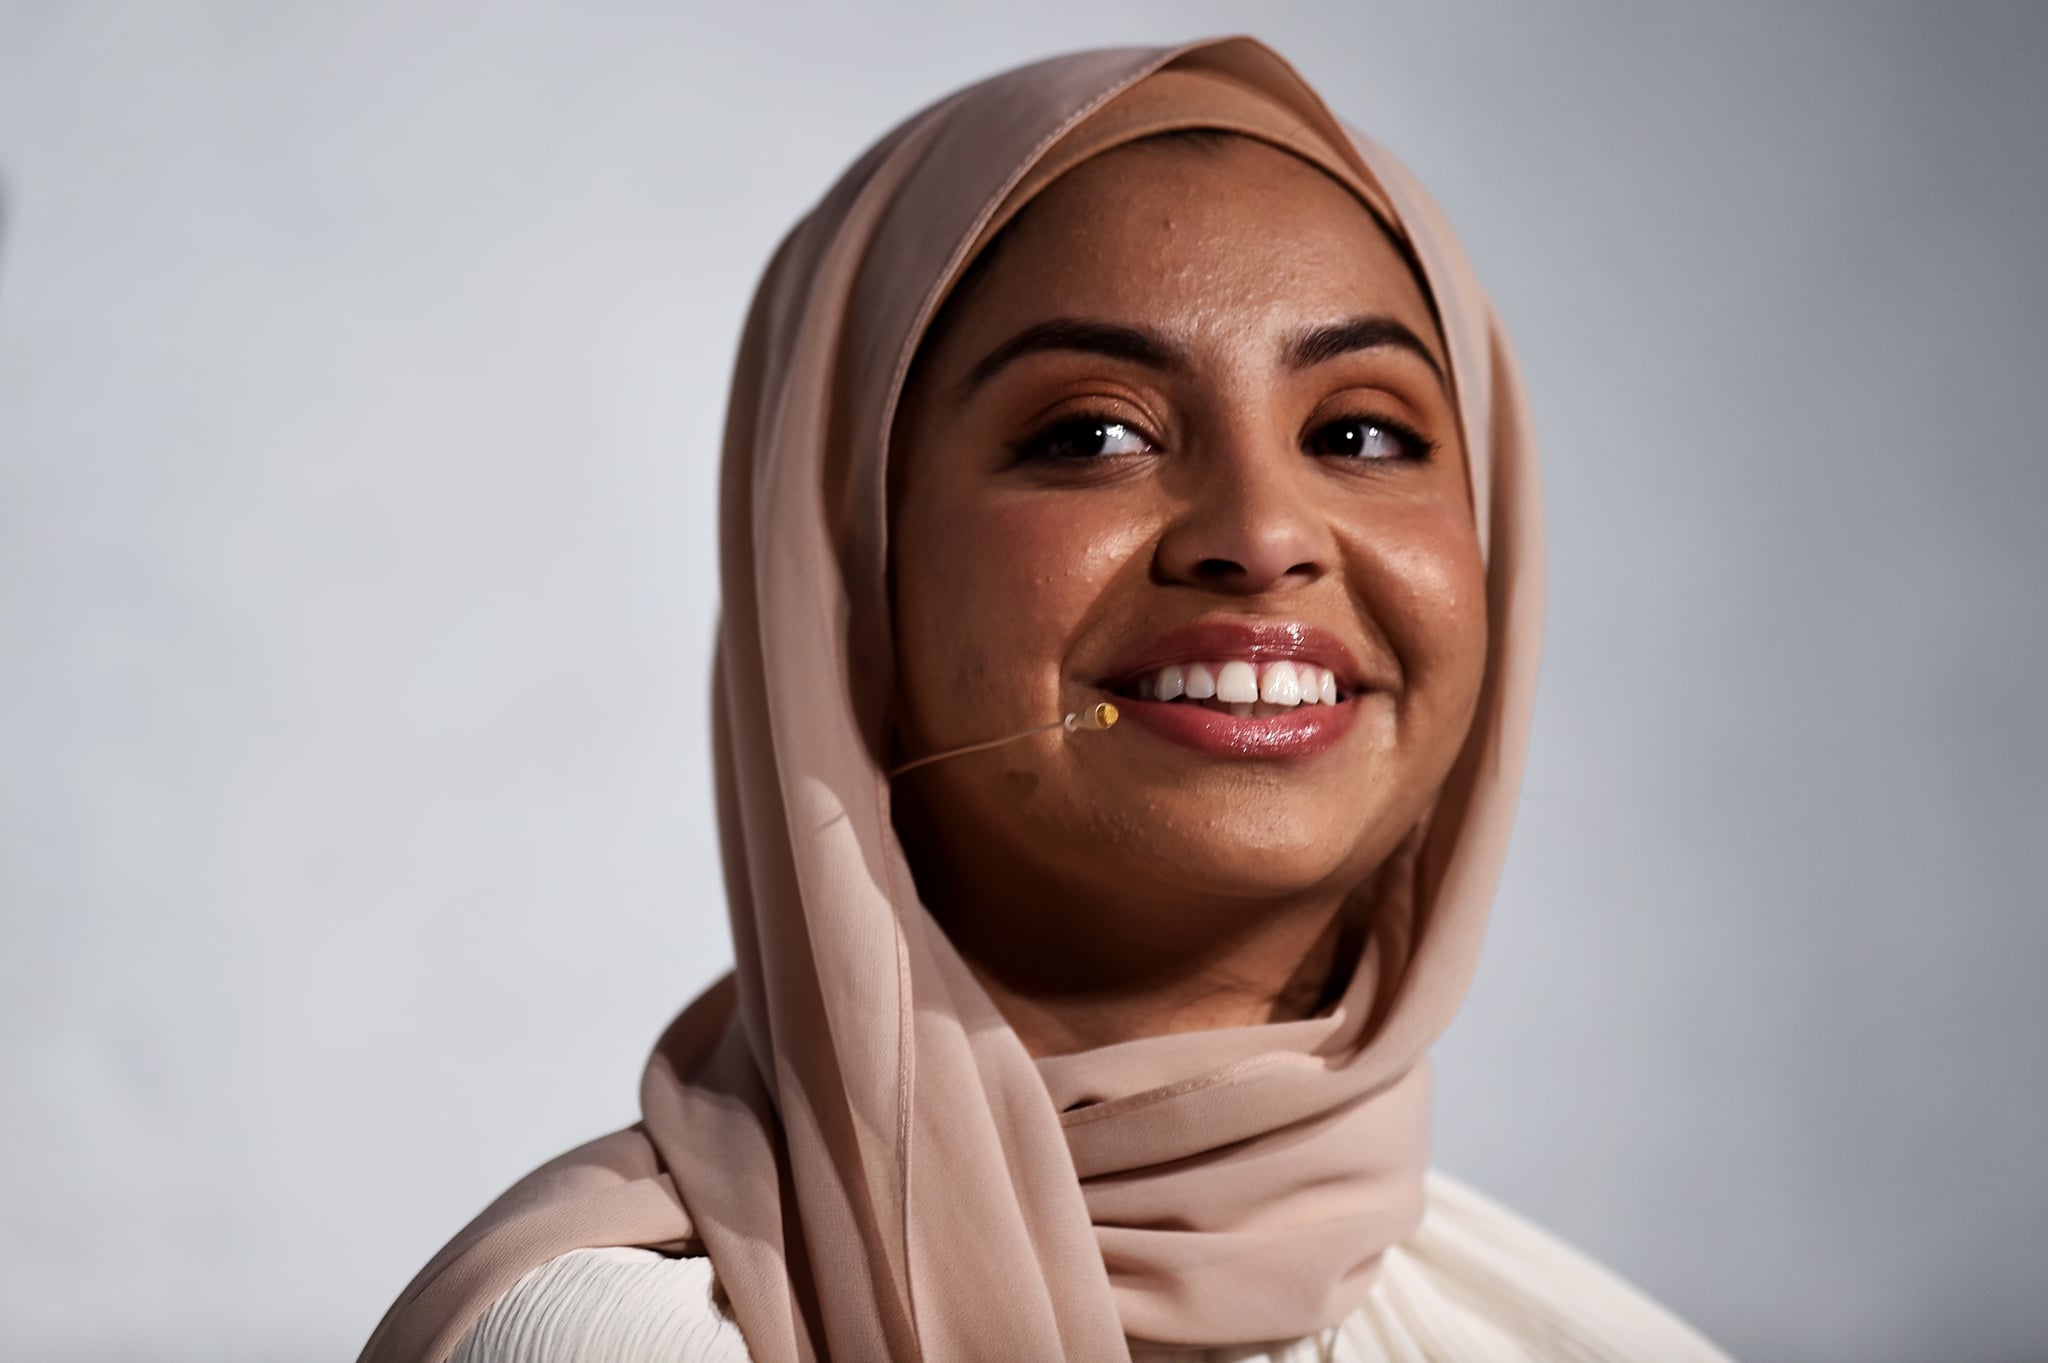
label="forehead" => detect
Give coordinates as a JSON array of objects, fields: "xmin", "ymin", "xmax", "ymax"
[{"xmin": 937, "ymin": 135, "xmax": 1442, "ymax": 357}]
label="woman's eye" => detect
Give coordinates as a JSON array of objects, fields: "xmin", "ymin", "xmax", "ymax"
[
  {"xmin": 1023, "ymin": 417, "xmax": 1154, "ymax": 461},
  {"xmin": 1307, "ymin": 417, "xmax": 1434, "ymax": 462}
]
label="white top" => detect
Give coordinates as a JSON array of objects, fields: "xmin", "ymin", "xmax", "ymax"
[{"xmin": 451, "ymin": 1171, "xmax": 1735, "ymax": 1363}]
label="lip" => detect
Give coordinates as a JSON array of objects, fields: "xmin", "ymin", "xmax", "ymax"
[{"xmin": 1095, "ymin": 618, "xmax": 1375, "ymax": 761}]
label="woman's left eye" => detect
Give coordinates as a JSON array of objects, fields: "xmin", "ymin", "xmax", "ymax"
[{"xmin": 1305, "ymin": 416, "xmax": 1434, "ymax": 463}]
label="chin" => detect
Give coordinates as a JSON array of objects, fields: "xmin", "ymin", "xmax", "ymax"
[{"xmin": 1120, "ymin": 804, "xmax": 1380, "ymax": 902}]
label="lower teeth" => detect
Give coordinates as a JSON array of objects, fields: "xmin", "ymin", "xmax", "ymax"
[{"xmin": 1180, "ymin": 697, "xmax": 1316, "ymax": 717}]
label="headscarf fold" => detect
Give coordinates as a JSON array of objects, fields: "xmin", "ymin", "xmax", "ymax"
[{"xmin": 359, "ymin": 33, "xmax": 1542, "ymax": 1363}]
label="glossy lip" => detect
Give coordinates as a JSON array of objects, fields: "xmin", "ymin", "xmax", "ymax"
[{"xmin": 1094, "ymin": 618, "xmax": 1378, "ymax": 761}]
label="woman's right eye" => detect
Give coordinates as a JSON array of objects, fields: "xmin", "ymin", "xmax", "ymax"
[{"xmin": 1020, "ymin": 417, "xmax": 1155, "ymax": 462}]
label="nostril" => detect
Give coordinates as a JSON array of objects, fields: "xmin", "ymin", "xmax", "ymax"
[{"xmin": 1188, "ymin": 557, "xmax": 1318, "ymax": 584}]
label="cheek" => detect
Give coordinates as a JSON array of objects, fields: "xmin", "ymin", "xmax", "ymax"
[
  {"xmin": 1353, "ymin": 502, "xmax": 1488, "ymax": 708},
  {"xmin": 895, "ymin": 487, "xmax": 1148, "ymax": 735}
]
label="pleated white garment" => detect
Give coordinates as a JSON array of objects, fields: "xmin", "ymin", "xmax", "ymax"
[{"xmin": 450, "ymin": 1171, "xmax": 1735, "ymax": 1363}]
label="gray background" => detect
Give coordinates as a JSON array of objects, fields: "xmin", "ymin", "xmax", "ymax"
[{"xmin": 3, "ymin": 3, "xmax": 2043, "ymax": 1361}]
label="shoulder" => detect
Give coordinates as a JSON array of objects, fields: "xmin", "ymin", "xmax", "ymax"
[
  {"xmin": 449, "ymin": 1247, "xmax": 753, "ymax": 1363},
  {"xmin": 1343, "ymin": 1169, "xmax": 1737, "ymax": 1362},
  {"xmin": 444, "ymin": 1172, "xmax": 1735, "ymax": 1363}
]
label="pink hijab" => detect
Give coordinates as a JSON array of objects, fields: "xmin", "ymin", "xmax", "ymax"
[{"xmin": 359, "ymin": 34, "xmax": 1542, "ymax": 1363}]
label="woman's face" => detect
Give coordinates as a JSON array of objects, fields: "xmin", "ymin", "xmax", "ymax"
[{"xmin": 891, "ymin": 135, "xmax": 1486, "ymax": 926}]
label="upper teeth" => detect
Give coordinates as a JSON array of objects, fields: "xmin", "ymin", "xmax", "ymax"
[{"xmin": 1135, "ymin": 660, "xmax": 1341, "ymax": 707}]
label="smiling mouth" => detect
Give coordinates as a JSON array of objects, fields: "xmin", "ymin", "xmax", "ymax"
[{"xmin": 1112, "ymin": 658, "xmax": 1350, "ymax": 717}]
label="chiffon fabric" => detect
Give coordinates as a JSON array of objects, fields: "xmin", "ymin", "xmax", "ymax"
[
  {"xmin": 360, "ymin": 35, "xmax": 1545, "ymax": 1363},
  {"xmin": 447, "ymin": 1174, "xmax": 1735, "ymax": 1363}
]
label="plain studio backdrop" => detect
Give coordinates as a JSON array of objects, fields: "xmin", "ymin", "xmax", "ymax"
[{"xmin": 3, "ymin": 4, "xmax": 2044, "ymax": 1361}]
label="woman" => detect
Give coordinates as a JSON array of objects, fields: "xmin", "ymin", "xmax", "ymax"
[{"xmin": 361, "ymin": 35, "xmax": 1736, "ymax": 1363}]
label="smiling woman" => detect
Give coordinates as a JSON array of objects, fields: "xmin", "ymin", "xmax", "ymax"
[
  {"xmin": 889, "ymin": 130, "xmax": 1485, "ymax": 1060},
  {"xmin": 359, "ymin": 36, "xmax": 1736, "ymax": 1363}
]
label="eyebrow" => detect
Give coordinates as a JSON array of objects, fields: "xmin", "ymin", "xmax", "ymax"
[
  {"xmin": 958, "ymin": 312, "xmax": 1448, "ymax": 398},
  {"xmin": 960, "ymin": 319, "xmax": 1175, "ymax": 395},
  {"xmin": 1282, "ymin": 315, "xmax": 1447, "ymax": 389}
]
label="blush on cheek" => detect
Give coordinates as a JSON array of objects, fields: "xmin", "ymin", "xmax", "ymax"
[
  {"xmin": 957, "ymin": 497, "xmax": 1148, "ymax": 641},
  {"xmin": 1357, "ymin": 507, "xmax": 1487, "ymax": 688},
  {"xmin": 894, "ymin": 493, "xmax": 1138, "ymax": 751}
]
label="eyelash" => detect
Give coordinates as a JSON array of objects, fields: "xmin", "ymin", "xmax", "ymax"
[
  {"xmin": 1304, "ymin": 414, "xmax": 1438, "ymax": 463},
  {"xmin": 1014, "ymin": 410, "xmax": 1437, "ymax": 465}
]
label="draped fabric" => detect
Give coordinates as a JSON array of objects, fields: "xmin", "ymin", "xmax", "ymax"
[
  {"xmin": 359, "ymin": 34, "xmax": 1545, "ymax": 1363},
  {"xmin": 446, "ymin": 1173, "xmax": 1740, "ymax": 1363}
]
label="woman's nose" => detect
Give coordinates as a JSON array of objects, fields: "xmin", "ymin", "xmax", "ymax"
[{"xmin": 1153, "ymin": 442, "xmax": 1333, "ymax": 594}]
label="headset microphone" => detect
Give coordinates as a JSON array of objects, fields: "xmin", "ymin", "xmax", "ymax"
[{"xmin": 888, "ymin": 702, "xmax": 1119, "ymax": 778}]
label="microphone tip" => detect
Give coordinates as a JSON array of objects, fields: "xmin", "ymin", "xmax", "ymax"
[{"xmin": 1066, "ymin": 701, "xmax": 1118, "ymax": 731}]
